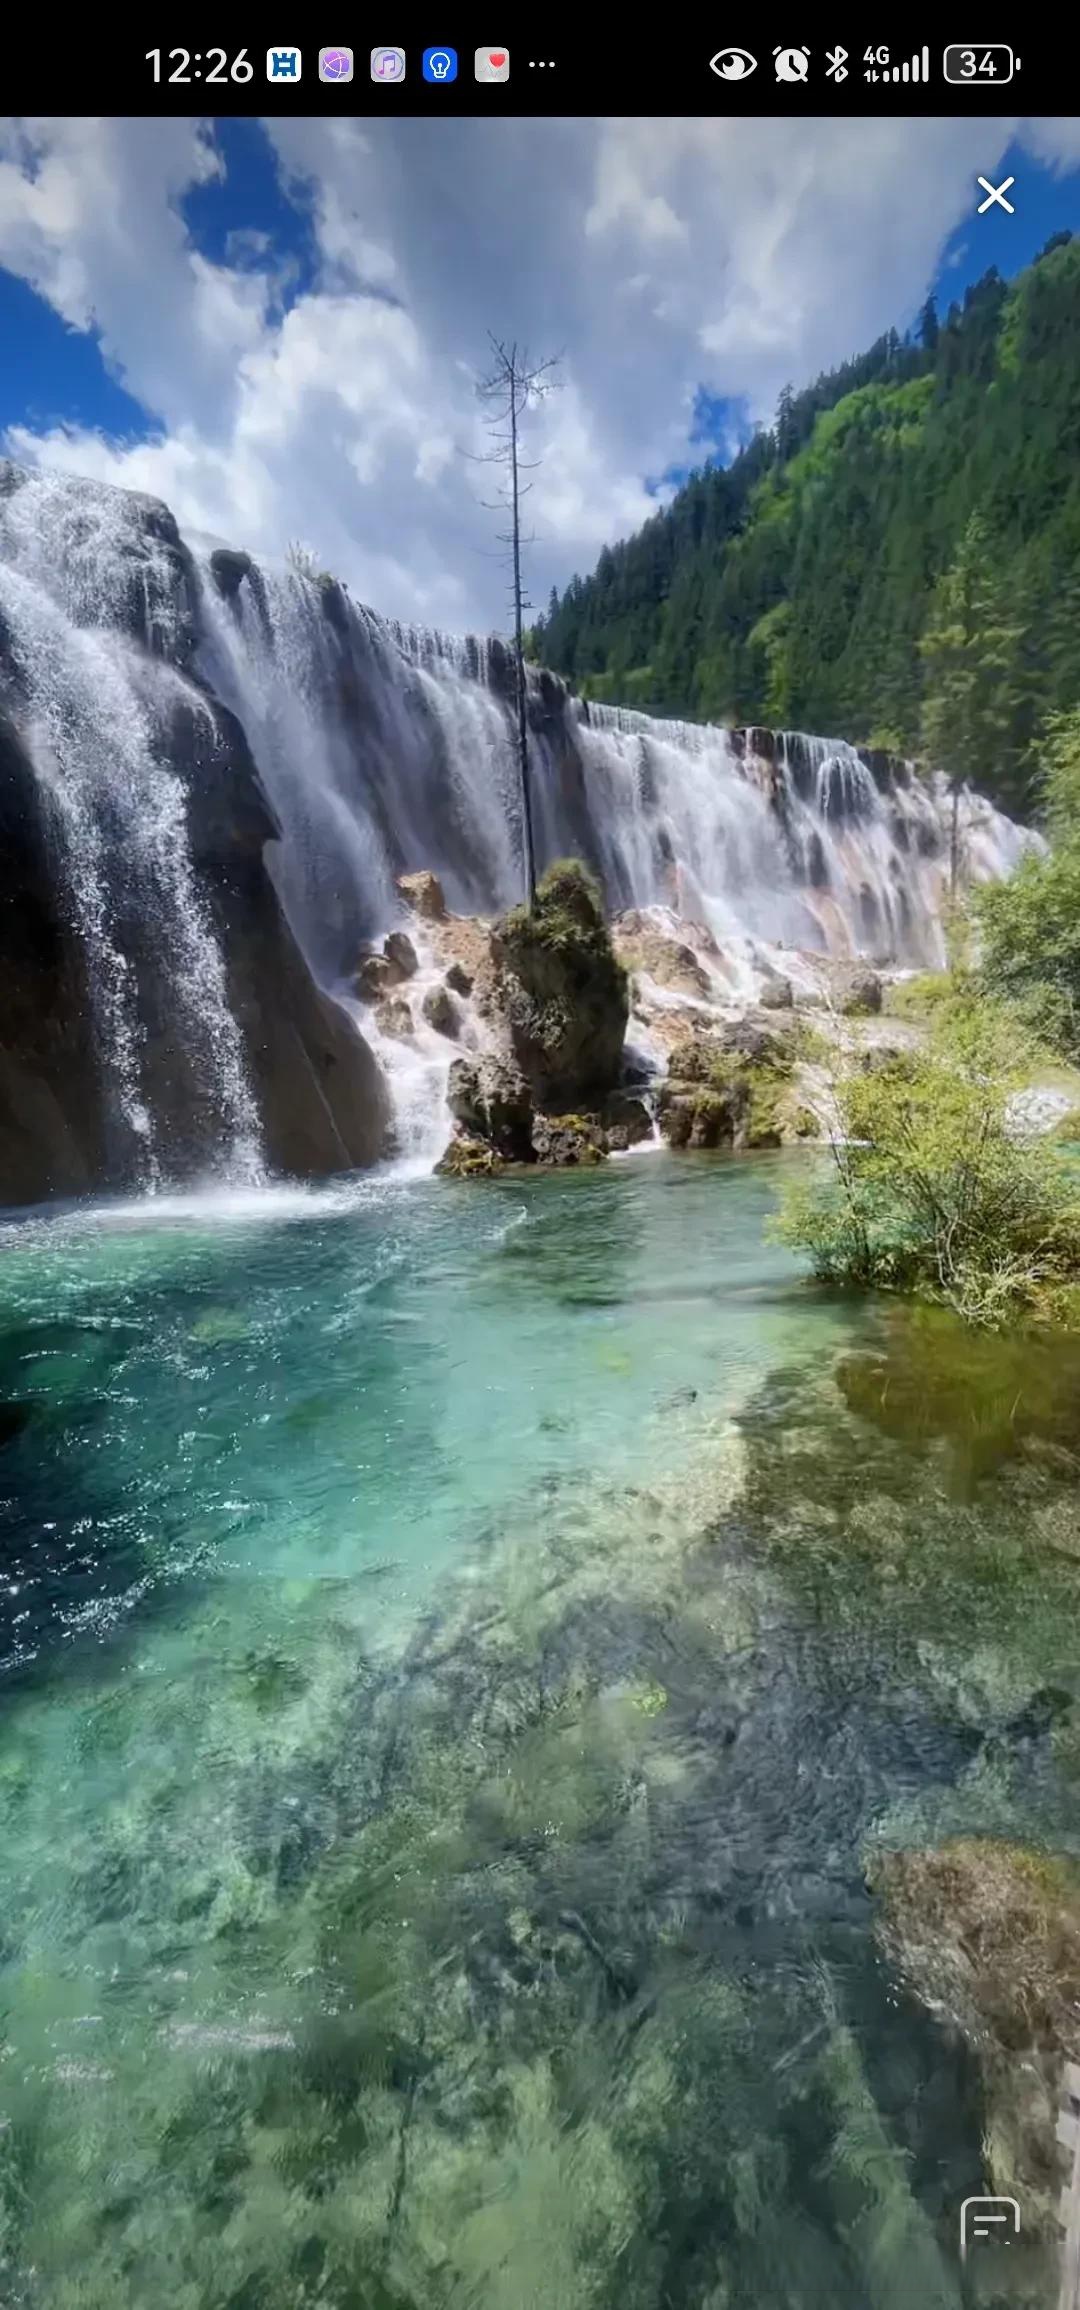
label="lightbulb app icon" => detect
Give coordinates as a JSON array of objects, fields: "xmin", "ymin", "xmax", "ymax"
[{"xmin": 422, "ymin": 46, "xmax": 458, "ymax": 82}]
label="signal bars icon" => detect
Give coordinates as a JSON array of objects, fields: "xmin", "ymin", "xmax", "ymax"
[{"xmin": 865, "ymin": 44, "xmax": 931, "ymax": 81}]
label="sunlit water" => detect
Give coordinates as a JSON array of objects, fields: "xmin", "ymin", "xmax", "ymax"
[{"xmin": 2, "ymin": 1153, "xmax": 1080, "ymax": 2307}]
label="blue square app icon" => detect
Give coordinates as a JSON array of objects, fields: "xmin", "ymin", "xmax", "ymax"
[{"xmin": 422, "ymin": 46, "xmax": 458, "ymax": 81}]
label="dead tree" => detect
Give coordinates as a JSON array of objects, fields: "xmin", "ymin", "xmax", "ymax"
[{"xmin": 474, "ymin": 338, "xmax": 560, "ymax": 907}]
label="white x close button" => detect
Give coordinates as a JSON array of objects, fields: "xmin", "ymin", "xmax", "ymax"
[{"xmin": 977, "ymin": 175, "xmax": 1016, "ymax": 214}]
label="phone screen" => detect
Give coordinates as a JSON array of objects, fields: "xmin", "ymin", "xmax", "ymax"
[{"xmin": 1, "ymin": 41, "xmax": 1078, "ymax": 2310}]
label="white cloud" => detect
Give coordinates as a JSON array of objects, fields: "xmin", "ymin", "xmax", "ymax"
[{"xmin": 0, "ymin": 113, "xmax": 1076, "ymax": 630}]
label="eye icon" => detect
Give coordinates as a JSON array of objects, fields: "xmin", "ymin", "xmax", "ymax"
[{"xmin": 710, "ymin": 46, "xmax": 757, "ymax": 78}]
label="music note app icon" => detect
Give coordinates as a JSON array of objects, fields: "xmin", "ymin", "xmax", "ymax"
[{"xmin": 370, "ymin": 47, "xmax": 406, "ymax": 81}]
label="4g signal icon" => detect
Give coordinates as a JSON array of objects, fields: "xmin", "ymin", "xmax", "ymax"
[{"xmin": 864, "ymin": 43, "xmax": 931, "ymax": 80}]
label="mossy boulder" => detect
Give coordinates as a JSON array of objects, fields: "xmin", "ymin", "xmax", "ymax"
[
  {"xmin": 444, "ymin": 959, "xmax": 473, "ymax": 997},
  {"xmin": 491, "ymin": 859, "xmax": 628, "ymax": 1109},
  {"xmin": 869, "ymin": 1836, "xmax": 1080, "ymax": 2232},
  {"xmin": 661, "ymin": 1086, "xmax": 745, "ymax": 1149},
  {"xmin": 435, "ymin": 1134, "xmax": 504, "ymax": 1178},
  {"xmin": 659, "ymin": 1023, "xmax": 807, "ymax": 1150},
  {"xmin": 531, "ymin": 1113, "xmax": 606, "ymax": 1167},
  {"xmin": 446, "ymin": 1054, "xmax": 533, "ymax": 1161}
]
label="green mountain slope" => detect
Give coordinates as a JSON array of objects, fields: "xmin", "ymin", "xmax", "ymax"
[{"xmin": 534, "ymin": 236, "xmax": 1080, "ymax": 813}]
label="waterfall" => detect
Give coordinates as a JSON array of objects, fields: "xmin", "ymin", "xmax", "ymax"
[
  {"xmin": 0, "ymin": 462, "xmax": 1038, "ymax": 1198},
  {"xmin": 0, "ymin": 470, "xmax": 263, "ymax": 1190}
]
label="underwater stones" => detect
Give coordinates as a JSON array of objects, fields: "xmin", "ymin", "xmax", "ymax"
[
  {"xmin": 374, "ymin": 995, "xmax": 415, "ymax": 1041},
  {"xmin": 396, "ymin": 869, "xmax": 446, "ymax": 921},
  {"xmin": 444, "ymin": 959, "xmax": 473, "ymax": 997},
  {"xmin": 446, "ymin": 1053, "xmax": 534, "ymax": 1161},
  {"xmin": 421, "ymin": 983, "xmax": 460, "ymax": 1038},
  {"xmin": 384, "ymin": 929, "xmax": 419, "ymax": 979},
  {"xmin": 530, "ymin": 1113, "xmax": 606, "ymax": 1167},
  {"xmin": 490, "ymin": 858, "xmax": 628, "ymax": 1109}
]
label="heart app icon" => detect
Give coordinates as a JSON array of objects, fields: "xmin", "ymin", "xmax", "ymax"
[{"xmin": 474, "ymin": 45, "xmax": 510, "ymax": 80}]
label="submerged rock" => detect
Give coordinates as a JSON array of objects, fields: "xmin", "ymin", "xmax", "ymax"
[
  {"xmin": 446, "ymin": 1054, "xmax": 534, "ymax": 1161},
  {"xmin": 396, "ymin": 869, "xmax": 446, "ymax": 921},
  {"xmin": 869, "ymin": 1836, "xmax": 1080, "ymax": 2233},
  {"xmin": 491, "ymin": 858, "xmax": 628, "ymax": 1109}
]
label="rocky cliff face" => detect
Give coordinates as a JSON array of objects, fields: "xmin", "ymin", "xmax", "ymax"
[
  {"xmin": 0, "ymin": 462, "xmax": 389, "ymax": 1208},
  {"xmin": 0, "ymin": 458, "xmax": 1039, "ymax": 1210}
]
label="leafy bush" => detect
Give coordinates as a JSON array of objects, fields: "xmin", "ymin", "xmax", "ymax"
[
  {"xmin": 775, "ymin": 991, "xmax": 1080, "ymax": 1325},
  {"xmin": 975, "ymin": 710, "xmax": 1080, "ymax": 1058}
]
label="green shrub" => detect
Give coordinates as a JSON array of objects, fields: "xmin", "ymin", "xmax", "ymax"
[
  {"xmin": 775, "ymin": 992, "xmax": 1080, "ymax": 1325},
  {"xmin": 975, "ymin": 710, "xmax": 1080, "ymax": 1060},
  {"xmin": 883, "ymin": 972, "xmax": 955, "ymax": 1022}
]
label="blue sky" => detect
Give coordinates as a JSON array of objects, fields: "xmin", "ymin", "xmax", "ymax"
[{"xmin": 1, "ymin": 116, "xmax": 1079, "ymax": 627}]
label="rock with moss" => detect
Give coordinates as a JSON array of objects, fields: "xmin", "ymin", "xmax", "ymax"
[
  {"xmin": 491, "ymin": 859, "xmax": 628, "ymax": 1108},
  {"xmin": 660, "ymin": 1085, "xmax": 746, "ymax": 1150},
  {"xmin": 435, "ymin": 1133, "xmax": 505, "ymax": 1177},
  {"xmin": 444, "ymin": 959, "xmax": 473, "ymax": 996},
  {"xmin": 446, "ymin": 1054, "xmax": 533, "ymax": 1161},
  {"xmin": 531, "ymin": 1113, "xmax": 607, "ymax": 1167},
  {"xmin": 827, "ymin": 961, "xmax": 883, "ymax": 1015},
  {"xmin": 869, "ymin": 1836, "xmax": 1080, "ymax": 2233}
]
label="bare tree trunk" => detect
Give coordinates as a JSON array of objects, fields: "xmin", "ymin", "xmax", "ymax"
[
  {"xmin": 473, "ymin": 336, "xmax": 559, "ymax": 913},
  {"xmin": 508, "ymin": 380, "xmax": 536, "ymax": 908}
]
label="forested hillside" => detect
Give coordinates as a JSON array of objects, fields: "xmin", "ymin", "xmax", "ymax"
[{"xmin": 533, "ymin": 234, "xmax": 1080, "ymax": 813}]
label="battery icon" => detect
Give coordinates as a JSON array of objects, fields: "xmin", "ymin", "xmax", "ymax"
[{"xmin": 943, "ymin": 43, "xmax": 1017, "ymax": 83}]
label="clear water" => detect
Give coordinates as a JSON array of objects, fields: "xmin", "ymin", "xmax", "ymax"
[{"xmin": 2, "ymin": 1153, "xmax": 1079, "ymax": 2307}]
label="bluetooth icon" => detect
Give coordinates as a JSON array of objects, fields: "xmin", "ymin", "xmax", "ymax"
[{"xmin": 826, "ymin": 45, "xmax": 848, "ymax": 80}]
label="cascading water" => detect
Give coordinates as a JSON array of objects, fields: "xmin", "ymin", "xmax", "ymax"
[
  {"xmin": 0, "ymin": 462, "xmax": 1038, "ymax": 1195},
  {"xmin": 0, "ymin": 471, "xmax": 263, "ymax": 1189}
]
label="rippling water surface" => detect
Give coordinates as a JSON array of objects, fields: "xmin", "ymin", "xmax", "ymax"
[{"xmin": 2, "ymin": 1151, "xmax": 1080, "ymax": 2307}]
